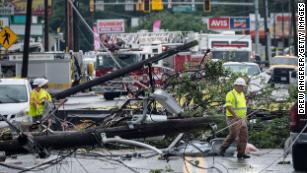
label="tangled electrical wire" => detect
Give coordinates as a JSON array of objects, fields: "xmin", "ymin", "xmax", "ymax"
[{"xmin": 0, "ymin": 150, "xmax": 76, "ymax": 173}]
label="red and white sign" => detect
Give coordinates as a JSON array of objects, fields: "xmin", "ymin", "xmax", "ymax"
[
  {"xmin": 212, "ymin": 43, "xmax": 248, "ymax": 48},
  {"xmin": 97, "ymin": 19, "xmax": 125, "ymax": 34},
  {"xmin": 272, "ymin": 13, "xmax": 294, "ymax": 38},
  {"xmin": 208, "ymin": 17, "xmax": 230, "ymax": 30}
]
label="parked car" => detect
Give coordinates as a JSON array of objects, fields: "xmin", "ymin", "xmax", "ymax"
[
  {"xmin": 223, "ymin": 62, "xmax": 261, "ymax": 78},
  {"xmin": 0, "ymin": 78, "xmax": 31, "ymax": 128},
  {"xmin": 289, "ymin": 101, "xmax": 307, "ymax": 172}
]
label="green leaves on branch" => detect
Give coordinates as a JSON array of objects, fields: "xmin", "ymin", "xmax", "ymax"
[
  {"xmin": 165, "ymin": 60, "xmax": 241, "ymax": 115},
  {"xmin": 249, "ymin": 116, "xmax": 289, "ymax": 148}
]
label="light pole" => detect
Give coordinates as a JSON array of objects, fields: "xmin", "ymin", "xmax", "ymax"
[
  {"xmin": 44, "ymin": 0, "xmax": 49, "ymax": 51},
  {"xmin": 263, "ymin": 0, "xmax": 272, "ymax": 65},
  {"xmin": 22, "ymin": 0, "xmax": 33, "ymax": 78},
  {"xmin": 254, "ymin": 0, "xmax": 260, "ymax": 55}
]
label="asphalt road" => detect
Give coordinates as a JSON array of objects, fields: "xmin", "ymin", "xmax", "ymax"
[{"xmin": 0, "ymin": 149, "xmax": 299, "ymax": 173}]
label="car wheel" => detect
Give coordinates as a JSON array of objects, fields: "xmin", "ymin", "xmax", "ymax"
[{"xmin": 292, "ymin": 143, "xmax": 307, "ymax": 171}]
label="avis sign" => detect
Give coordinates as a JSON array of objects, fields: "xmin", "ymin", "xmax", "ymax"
[
  {"xmin": 208, "ymin": 17, "xmax": 230, "ymax": 30},
  {"xmin": 208, "ymin": 17, "xmax": 250, "ymax": 30}
]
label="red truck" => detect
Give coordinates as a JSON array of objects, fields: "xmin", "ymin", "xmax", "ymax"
[
  {"xmin": 92, "ymin": 47, "xmax": 173, "ymax": 100},
  {"xmin": 173, "ymin": 52, "xmax": 204, "ymax": 73}
]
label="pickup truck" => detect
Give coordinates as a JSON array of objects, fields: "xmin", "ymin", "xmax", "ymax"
[
  {"xmin": 0, "ymin": 78, "xmax": 31, "ymax": 128},
  {"xmin": 289, "ymin": 101, "xmax": 307, "ymax": 171},
  {"xmin": 268, "ymin": 55, "xmax": 297, "ymax": 85}
]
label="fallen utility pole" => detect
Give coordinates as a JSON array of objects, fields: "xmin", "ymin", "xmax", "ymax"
[
  {"xmin": 0, "ymin": 41, "xmax": 198, "ymax": 155},
  {"xmin": 0, "ymin": 117, "xmax": 216, "ymax": 155},
  {"xmin": 21, "ymin": 0, "xmax": 32, "ymax": 78},
  {"xmin": 53, "ymin": 40, "xmax": 198, "ymax": 99}
]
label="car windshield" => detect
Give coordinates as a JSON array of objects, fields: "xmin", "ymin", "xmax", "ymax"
[
  {"xmin": 96, "ymin": 54, "xmax": 139, "ymax": 68},
  {"xmin": 0, "ymin": 85, "xmax": 28, "ymax": 103},
  {"xmin": 224, "ymin": 64, "xmax": 261, "ymax": 76},
  {"xmin": 212, "ymin": 51, "xmax": 250, "ymax": 62},
  {"xmin": 271, "ymin": 57, "xmax": 297, "ymax": 66}
]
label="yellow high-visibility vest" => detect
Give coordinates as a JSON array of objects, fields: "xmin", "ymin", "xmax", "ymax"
[
  {"xmin": 41, "ymin": 89, "xmax": 52, "ymax": 102},
  {"xmin": 224, "ymin": 89, "xmax": 247, "ymax": 118},
  {"xmin": 29, "ymin": 90, "xmax": 39, "ymax": 117},
  {"xmin": 36, "ymin": 89, "xmax": 52, "ymax": 115}
]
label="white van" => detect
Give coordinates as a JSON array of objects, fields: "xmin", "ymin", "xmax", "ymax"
[{"xmin": 0, "ymin": 78, "xmax": 31, "ymax": 128}]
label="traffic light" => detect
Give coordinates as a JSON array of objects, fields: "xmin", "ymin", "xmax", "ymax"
[
  {"xmin": 203, "ymin": 0, "xmax": 211, "ymax": 12},
  {"xmin": 152, "ymin": 0, "xmax": 163, "ymax": 11},
  {"xmin": 136, "ymin": 0, "xmax": 144, "ymax": 11},
  {"xmin": 144, "ymin": 0, "xmax": 151, "ymax": 12}
]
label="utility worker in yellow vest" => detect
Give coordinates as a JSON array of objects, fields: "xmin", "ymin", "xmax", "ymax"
[
  {"xmin": 29, "ymin": 78, "xmax": 41, "ymax": 122},
  {"xmin": 29, "ymin": 78, "xmax": 52, "ymax": 123},
  {"xmin": 219, "ymin": 77, "xmax": 250, "ymax": 159},
  {"xmin": 37, "ymin": 78, "xmax": 52, "ymax": 114}
]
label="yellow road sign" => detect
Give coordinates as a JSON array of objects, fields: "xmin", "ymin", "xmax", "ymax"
[{"xmin": 0, "ymin": 27, "xmax": 17, "ymax": 49}]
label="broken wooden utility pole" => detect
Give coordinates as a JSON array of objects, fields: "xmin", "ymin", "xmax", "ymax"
[
  {"xmin": 0, "ymin": 117, "xmax": 216, "ymax": 155},
  {"xmin": 21, "ymin": 0, "xmax": 33, "ymax": 78},
  {"xmin": 0, "ymin": 41, "xmax": 199, "ymax": 155}
]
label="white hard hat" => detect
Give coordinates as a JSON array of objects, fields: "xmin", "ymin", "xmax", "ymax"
[
  {"xmin": 38, "ymin": 78, "xmax": 49, "ymax": 87},
  {"xmin": 234, "ymin": 77, "xmax": 247, "ymax": 86},
  {"xmin": 32, "ymin": 78, "xmax": 41, "ymax": 86},
  {"xmin": 33, "ymin": 78, "xmax": 48, "ymax": 87}
]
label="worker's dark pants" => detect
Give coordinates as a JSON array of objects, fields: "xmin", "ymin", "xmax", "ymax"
[{"xmin": 221, "ymin": 116, "xmax": 248, "ymax": 155}]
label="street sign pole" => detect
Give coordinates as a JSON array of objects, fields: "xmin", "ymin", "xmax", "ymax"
[
  {"xmin": 44, "ymin": 0, "xmax": 49, "ymax": 51},
  {"xmin": 263, "ymin": 0, "xmax": 271, "ymax": 65},
  {"xmin": 73, "ymin": 0, "xmax": 79, "ymax": 52},
  {"xmin": 254, "ymin": 0, "xmax": 259, "ymax": 55},
  {"xmin": 22, "ymin": 0, "xmax": 33, "ymax": 78}
]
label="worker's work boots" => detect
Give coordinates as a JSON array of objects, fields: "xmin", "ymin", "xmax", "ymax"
[
  {"xmin": 219, "ymin": 147, "xmax": 226, "ymax": 156},
  {"xmin": 237, "ymin": 154, "xmax": 251, "ymax": 159}
]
